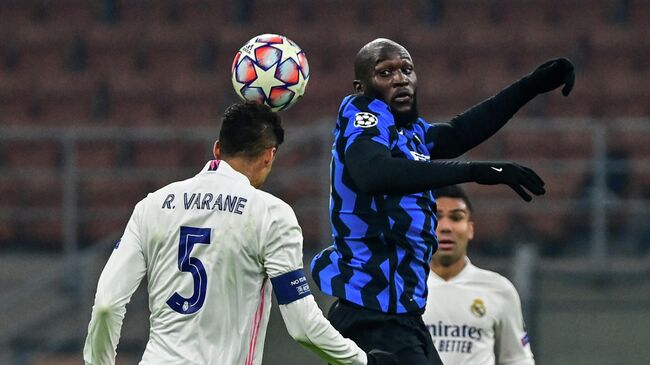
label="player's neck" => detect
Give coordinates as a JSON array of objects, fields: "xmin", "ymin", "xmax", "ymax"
[
  {"xmin": 431, "ymin": 257, "xmax": 467, "ymax": 281},
  {"xmin": 223, "ymin": 157, "xmax": 263, "ymax": 188}
]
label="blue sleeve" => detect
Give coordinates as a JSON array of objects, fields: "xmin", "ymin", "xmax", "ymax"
[
  {"xmin": 271, "ymin": 269, "xmax": 312, "ymax": 305},
  {"xmin": 341, "ymin": 95, "xmax": 394, "ymax": 152}
]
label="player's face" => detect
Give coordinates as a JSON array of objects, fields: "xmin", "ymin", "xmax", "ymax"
[
  {"xmin": 366, "ymin": 51, "xmax": 418, "ymax": 119},
  {"xmin": 433, "ymin": 197, "xmax": 474, "ymax": 266}
]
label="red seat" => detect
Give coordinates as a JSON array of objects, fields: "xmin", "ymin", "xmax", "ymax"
[
  {"xmin": 132, "ymin": 141, "xmax": 187, "ymax": 167},
  {"xmin": 80, "ymin": 178, "xmax": 148, "ymax": 208},
  {"xmin": 81, "ymin": 215, "xmax": 129, "ymax": 244},
  {"xmin": 6, "ymin": 141, "xmax": 61, "ymax": 168},
  {"xmin": 21, "ymin": 216, "xmax": 63, "ymax": 248},
  {"xmin": 0, "ymin": 179, "xmax": 21, "ymax": 206},
  {"xmin": 76, "ymin": 141, "xmax": 123, "ymax": 168},
  {"xmin": 0, "ymin": 219, "xmax": 16, "ymax": 244}
]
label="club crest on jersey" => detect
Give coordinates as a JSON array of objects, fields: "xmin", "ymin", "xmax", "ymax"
[
  {"xmin": 353, "ymin": 112, "xmax": 378, "ymax": 128},
  {"xmin": 470, "ymin": 298, "xmax": 486, "ymax": 318}
]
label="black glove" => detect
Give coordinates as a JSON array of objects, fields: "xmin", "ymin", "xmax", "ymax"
[
  {"xmin": 523, "ymin": 58, "xmax": 575, "ymax": 96},
  {"xmin": 367, "ymin": 349, "xmax": 399, "ymax": 365},
  {"xmin": 469, "ymin": 161, "xmax": 546, "ymax": 202}
]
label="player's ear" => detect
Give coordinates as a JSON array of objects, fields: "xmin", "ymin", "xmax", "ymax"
[
  {"xmin": 262, "ymin": 146, "xmax": 276, "ymax": 165},
  {"xmin": 467, "ymin": 220, "xmax": 475, "ymax": 241},
  {"xmin": 213, "ymin": 140, "xmax": 221, "ymax": 159},
  {"xmin": 353, "ymin": 80, "xmax": 363, "ymax": 94}
]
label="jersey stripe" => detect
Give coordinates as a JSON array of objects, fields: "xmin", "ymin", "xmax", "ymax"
[
  {"xmin": 246, "ymin": 283, "xmax": 266, "ymax": 365},
  {"xmin": 311, "ymin": 95, "xmax": 438, "ymax": 314}
]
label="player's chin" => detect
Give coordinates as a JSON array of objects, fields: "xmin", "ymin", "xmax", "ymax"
[{"xmin": 390, "ymin": 101, "xmax": 414, "ymax": 114}]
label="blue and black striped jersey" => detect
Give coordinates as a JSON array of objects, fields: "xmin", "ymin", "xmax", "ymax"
[{"xmin": 311, "ymin": 95, "xmax": 438, "ymax": 314}]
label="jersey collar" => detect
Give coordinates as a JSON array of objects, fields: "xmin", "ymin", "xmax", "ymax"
[{"xmin": 199, "ymin": 160, "xmax": 251, "ymax": 185}]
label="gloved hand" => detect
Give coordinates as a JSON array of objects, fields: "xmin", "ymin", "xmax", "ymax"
[
  {"xmin": 367, "ymin": 349, "xmax": 399, "ymax": 365},
  {"xmin": 469, "ymin": 161, "xmax": 546, "ymax": 202},
  {"xmin": 522, "ymin": 58, "xmax": 575, "ymax": 96}
]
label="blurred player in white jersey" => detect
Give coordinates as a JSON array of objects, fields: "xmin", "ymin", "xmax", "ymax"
[
  {"xmin": 422, "ymin": 185, "xmax": 535, "ymax": 365},
  {"xmin": 83, "ymin": 102, "xmax": 396, "ymax": 365}
]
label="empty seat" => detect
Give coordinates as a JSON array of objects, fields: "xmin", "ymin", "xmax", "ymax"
[
  {"xmin": 502, "ymin": 129, "xmax": 593, "ymax": 159},
  {"xmin": 0, "ymin": 179, "xmax": 21, "ymax": 206},
  {"xmin": 79, "ymin": 178, "xmax": 148, "ymax": 208},
  {"xmin": 609, "ymin": 130, "xmax": 650, "ymax": 159},
  {"xmin": 470, "ymin": 209, "xmax": 511, "ymax": 244},
  {"xmin": 0, "ymin": 70, "xmax": 34, "ymax": 100},
  {"xmin": 106, "ymin": 73, "xmax": 163, "ymax": 125},
  {"xmin": 5, "ymin": 141, "xmax": 62, "ymax": 168},
  {"xmin": 0, "ymin": 219, "xmax": 16, "ymax": 245},
  {"xmin": 81, "ymin": 215, "xmax": 129, "ymax": 244},
  {"xmin": 17, "ymin": 216, "xmax": 63, "ymax": 249},
  {"xmin": 19, "ymin": 178, "xmax": 63, "ymax": 208},
  {"xmin": 35, "ymin": 73, "xmax": 96, "ymax": 125},
  {"xmin": 131, "ymin": 140, "xmax": 187, "ymax": 167},
  {"xmin": 76, "ymin": 141, "xmax": 123, "ymax": 168}
]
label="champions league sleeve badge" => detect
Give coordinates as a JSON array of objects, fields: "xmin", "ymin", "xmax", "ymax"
[{"xmin": 353, "ymin": 112, "xmax": 379, "ymax": 128}]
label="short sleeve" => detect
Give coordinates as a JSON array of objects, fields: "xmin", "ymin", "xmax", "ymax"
[
  {"xmin": 341, "ymin": 96, "xmax": 395, "ymax": 151},
  {"xmin": 495, "ymin": 280, "xmax": 535, "ymax": 365},
  {"xmin": 262, "ymin": 201, "xmax": 304, "ymax": 279}
]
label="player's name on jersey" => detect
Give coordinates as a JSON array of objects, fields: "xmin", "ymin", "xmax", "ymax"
[{"xmin": 161, "ymin": 193, "xmax": 247, "ymax": 214}]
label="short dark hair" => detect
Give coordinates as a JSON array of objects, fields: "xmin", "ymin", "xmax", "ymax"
[
  {"xmin": 433, "ymin": 185, "xmax": 473, "ymax": 213},
  {"xmin": 218, "ymin": 101, "xmax": 284, "ymax": 158}
]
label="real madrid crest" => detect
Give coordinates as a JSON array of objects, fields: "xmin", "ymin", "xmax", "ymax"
[
  {"xmin": 353, "ymin": 112, "xmax": 378, "ymax": 128},
  {"xmin": 470, "ymin": 298, "xmax": 486, "ymax": 318}
]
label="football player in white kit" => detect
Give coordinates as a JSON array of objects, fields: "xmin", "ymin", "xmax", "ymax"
[
  {"xmin": 422, "ymin": 185, "xmax": 535, "ymax": 365},
  {"xmin": 83, "ymin": 102, "xmax": 396, "ymax": 365}
]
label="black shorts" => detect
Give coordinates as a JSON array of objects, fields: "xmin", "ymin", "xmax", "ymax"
[{"xmin": 327, "ymin": 299, "xmax": 443, "ymax": 365}]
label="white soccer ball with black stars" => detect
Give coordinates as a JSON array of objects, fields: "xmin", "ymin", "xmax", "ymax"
[{"xmin": 231, "ymin": 34, "xmax": 310, "ymax": 112}]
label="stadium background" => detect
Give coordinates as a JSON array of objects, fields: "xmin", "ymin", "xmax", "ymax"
[{"xmin": 1, "ymin": 0, "xmax": 649, "ymax": 364}]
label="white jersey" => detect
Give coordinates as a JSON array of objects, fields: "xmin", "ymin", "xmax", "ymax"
[
  {"xmin": 422, "ymin": 258, "xmax": 534, "ymax": 365},
  {"xmin": 84, "ymin": 160, "xmax": 366, "ymax": 365}
]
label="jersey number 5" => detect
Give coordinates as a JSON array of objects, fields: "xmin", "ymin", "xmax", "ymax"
[{"xmin": 167, "ymin": 226, "xmax": 211, "ymax": 314}]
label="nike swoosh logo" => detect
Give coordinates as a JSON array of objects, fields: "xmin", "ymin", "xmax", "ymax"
[{"xmin": 491, "ymin": 167, "xmax": 503, "ymax": 172}]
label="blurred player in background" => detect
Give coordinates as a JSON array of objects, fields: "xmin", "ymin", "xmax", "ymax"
[
  {"xmin": 423, "ymin": 185, "xmax": 535, "ymax": 365},
  {"xmin": 311, "ymin": 38, "xmax": 574, "ymax": 364},
  {"xmin": 83, "ymin": 102, "xmax": 396, "ymax": 365}
]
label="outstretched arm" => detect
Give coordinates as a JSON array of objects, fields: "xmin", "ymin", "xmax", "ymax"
[
  {"xmin": 346, "ymin": 139, "xmax": 545, "ymax": 201},
  {"xmin": 427, "ymin": 58, "xmax": 575, "ymax": 159}
]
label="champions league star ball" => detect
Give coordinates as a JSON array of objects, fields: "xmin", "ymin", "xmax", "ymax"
[{"xmin": 231, "ymin": 34, "xmax": 310, "ymax": 112}]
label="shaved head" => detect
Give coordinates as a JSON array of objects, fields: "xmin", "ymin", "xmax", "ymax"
[
  {"xmin": 352, "ymin": 38, "xmax": 419, "ymax": 126},
  {"xmin": 354, "ymin": 38, "xmax": 412, "ymax": 81}
]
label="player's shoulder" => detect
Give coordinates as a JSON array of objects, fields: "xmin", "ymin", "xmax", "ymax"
[
  {"xmin": 471, "ymin": 265, "xmax": 514, "ymax": 290},
  {"xmin": 252, "ymin": 190, "xmax": 300, "ymax": 232},
  {"xmin": 341, "ymin": 95, "xmax": 393, "ymax": 122},
  {"xmin": 469, "ymin": 264, "xmax": 519, "ymax": 295},
  {"xmin": 255, "ymin": 189, "xmax": 296, "ymax": 213}
]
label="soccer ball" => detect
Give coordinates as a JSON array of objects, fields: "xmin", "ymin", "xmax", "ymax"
[{"xmin": 231, "ymin": 34, "xmax": 310, "ymax": 112}]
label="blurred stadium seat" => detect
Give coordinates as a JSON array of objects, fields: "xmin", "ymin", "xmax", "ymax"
[
  {"xmin": 0, "ymin": 0, "xmax": 647, "ymax": 255},
  {"xmin": 1, "ymin": 2, "xmax": 649, "ymax": 365}
]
